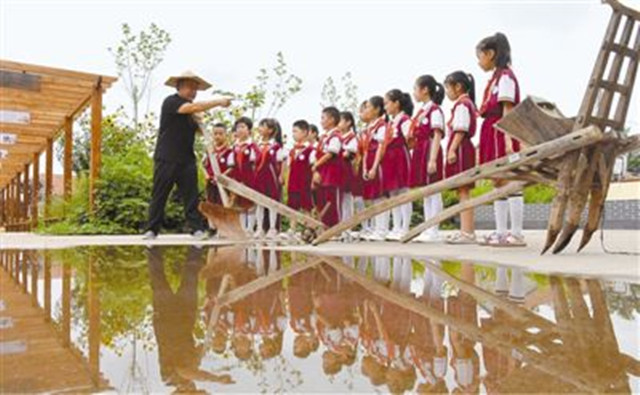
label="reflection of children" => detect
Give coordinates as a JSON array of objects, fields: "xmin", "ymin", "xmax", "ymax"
[
  {"xmin": 443, "ymin": 71, "xmax": 478, "ymax": 245},
  {"xmin": 202, "ymin": 123, "xmax": 234, "ymax": 205},
  {"xmin": 288, "ymin": 268, "xmax": 320, "ymax": 359},
  {"xmin": 255, "ymin": 118, "xmax": 285, "ymax": 238}
]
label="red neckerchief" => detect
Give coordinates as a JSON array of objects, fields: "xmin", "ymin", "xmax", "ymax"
[
  {"xmin": 214, "ymin": 143, "xmax": 229, "ymax": 155},
  {"xmin": 447, "ymin": 94, "xmax": 470, "ymax": 132},
  {"xmin": 257, "ymin": 140, "xmax": 275, "ymax": 172},
  {"xmin": 479, "ymin": 68, "xmax": 502, "ymax": 116},
  {"xmin": 384, "ymin": 113, "xmax": 408, "ymax": 147},
  {"xmin": 363, "ymin": 116, "xmax": 385, "ymax": 152},
  {"xmin": 235, "ymin": 139, "xmax": 252, "ymax": 169},
  {"xmin": 289, "ymin": 142, "xmax": 308, "ymax": 161}
]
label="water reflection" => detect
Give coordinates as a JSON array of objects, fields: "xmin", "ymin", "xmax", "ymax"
[{"xmin": 0, "ymin": 246, "xmax": 638, "ymax": 393}]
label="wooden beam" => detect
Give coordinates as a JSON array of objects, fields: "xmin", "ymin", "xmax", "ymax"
[
  {"xmin": 45, "ymin": 138, "xmax": 52, "ymax": 218},
  {"xmin": 23, "ymin": 163, "xmax": 30, "ymax": 225},
  {"xmin": 0, "ymin": 59, "xmax": 117, "ymax": 84},
  {"xmin": 32, "ymin": 151, "xmax": 39, "ymax": 228},
  {"xmin": 63, "ymin": 117, "xmax": 72, "ymax": 201},
  {"xmin": 89, "ymin": 79, "xmax": 102, "ymax": 212}
]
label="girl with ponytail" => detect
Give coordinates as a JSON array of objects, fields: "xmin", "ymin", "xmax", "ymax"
[
  {"xmin": 409, "ymin": 75, "xmax": 446, "ymax": 242},
  {"xmin": 255, "ymin": 118, "xmax": 286, "ymax": 238},
  {"xmin": 382, "ymin": 89, "xmax": 414, "ymax": 241},
  {"xmin": 443, "ymin": 71, "xmax": 478, "ymax": 245},
  {"xmin": 476, "ymin": 32, "xmax": 526, "ymax": 247}
]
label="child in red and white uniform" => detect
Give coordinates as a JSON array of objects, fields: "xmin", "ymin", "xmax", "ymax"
[
  {"xmin": 361, "ymin": 97, "xmax": 390, "ymax": 241},
  {"xmin": 444, "ymin": 71, "xmax": 478, "ymax": 245},
  {"xmin": 231, "ymin": 116, "xmax": 259, "ymax": 233},
  {"xmin": 382, "ymin": 89, "xmax": 414, "ymax": 241},
  {"xmin": 202, "ymin": 123, "xmax": 235, "ymax": 205},
  {"xmin": 286, "ymin": 120, "xmax": 316, "ymax": 212},
  {"xmin": 255, "ymin": 118, "xmax": 285, "ymax": 239},
  {"xmin": 338, "ymin": 111, "xmax": 360, "ymax": 237},
  {"xmin": 312, "ymin": 107, "xmax": 344, "ymax": 227},
  {"xmin": 477, "ymin": 32, "xmax": 526, "ymax": 247},
  {"xmin": 409, "ymin": 76, "xmax": 445, "ymax": 243}
]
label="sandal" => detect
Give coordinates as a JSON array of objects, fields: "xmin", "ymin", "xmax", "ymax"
[
  {"xmin": 478, "ymin": 232, "xmax": 504, "ymax": 246},
  {"xmin": 488, "ymin": 233, "xmax": 527, "ymax": 248},
  {"xmin": 445, "ymin": 231, "xmax": 477, "ymax": 245}
]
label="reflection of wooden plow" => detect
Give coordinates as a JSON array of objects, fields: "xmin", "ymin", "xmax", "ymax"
[{"xmin": 313, "ymin": 0, "xmax": 640, "ymax": 253}]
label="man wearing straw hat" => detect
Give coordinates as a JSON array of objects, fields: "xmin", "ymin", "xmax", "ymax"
[{"xmin": 143, "ymin": 71, "xmax": 231, "ymax": 240}]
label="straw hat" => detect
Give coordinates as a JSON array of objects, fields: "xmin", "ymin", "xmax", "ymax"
[{"xmin": 164, "ymin": 70, "xmax": 212, "ymax": 90}]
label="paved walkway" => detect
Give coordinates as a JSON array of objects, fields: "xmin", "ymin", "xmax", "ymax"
[{"xmin": 0, "ymin": 230, "xmax": 638, "ymax": 282}]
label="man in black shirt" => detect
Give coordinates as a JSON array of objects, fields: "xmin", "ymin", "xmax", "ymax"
[{"xmin": 143, "ymin": 71, "xmax": 231, "ymax": 239}]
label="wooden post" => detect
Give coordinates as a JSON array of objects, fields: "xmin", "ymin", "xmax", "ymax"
[
  {"xmin": 23, "ymin": 164, "xmax": 30, "ymax": 229},
  {"xmin": 0, "ymin": 188, "xmax": 5, "ymax": 226},
  {"xmin": 61, "ymin": 261, "xmax": 71, "ymax": 347},
  {"xmin": 32, "ymin": 152, "xmax": 39, "ymax": 228},
  {"xmin": 44, "ymin": 252, "xmax": 51, "ymax": 321},
  {"xmin": 16, "ymin": 172, "xmax": 23, "ymax": 227},
  {"xmin": 89, "ymin": 78, "xmax": 102, "ymax": 213},
  {"xmin": 45, "ymin": 138, "xmax": 53, "ymax": 220},
  {"xmin": 63, "ymin": 116, "xmax": 73, "ymax": 201},
  {"xmin": 87, "ymin": 255, "xmax": 100, "ymax": 384}
]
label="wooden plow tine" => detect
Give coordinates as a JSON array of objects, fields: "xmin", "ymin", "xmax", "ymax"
[
  {"xmin": 313, "ymin": 126, "xmax": 603, "ymax": 245},
  {"xmin": 401, "ymin": 181, "xmax": 529, "ymax": 243}
]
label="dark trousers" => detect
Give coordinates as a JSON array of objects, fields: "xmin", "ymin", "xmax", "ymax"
[{"xmin": 146, "ymin": 159, "xmax": 204, "ymax": 233}]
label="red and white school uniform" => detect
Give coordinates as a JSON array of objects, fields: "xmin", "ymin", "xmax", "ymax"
[
  {"xmin": 444, "ymin": 95, "xmax": 477, "ymax": 178},
  {"xmin": 232, "ymin": 139, "xmax": 259, "ymax": 231},
  {"xmin": 362, "ymin": 117, "xmax": 386, "ymax": 201},
  {"xmin": 409, "ymin": 102, "xmax": 444, "ymax": 187},
  {"xmin": 340, "ymin": 129, "xmax": 360, "ymax": 224},
  {"xmin": 202, "ymin": 145, "xmax": 234, "ymax": 205},
  {"xmin": 315, "ymin": 128, "xmax": 344, "ymax": 227},
  {"xmin": 287, "ymin": 142, "xmax": 316, "ymax": 212},
  {"xmin": 479, "ymin": 67, "xmax": 525, "ymax": 241},
  {"xmin": 479, "ymin": 67, "xmax": 521, "ymax": 164},
  {"xmin": 362, "ymin": 117, "xmax": 391, "ymax": 240},
  {"xmin": 408, "ymin": 101, "xmax": 445, "ymax": 241},
  {"xmin": 383, "ymin": 113, "xmax": 412, "ymax": 240},
  {"xmin": 255, "ymin": 139, "xmax": 285, "ymax": 236},
  {"xmin": 381, "ymin": 113, "xmax": 411, "ymax": 193}
]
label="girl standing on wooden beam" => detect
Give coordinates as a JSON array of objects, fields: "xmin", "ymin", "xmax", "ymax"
[{"xmin": 477, "ymin": 32, "xmax": 526, "ymax": 247}]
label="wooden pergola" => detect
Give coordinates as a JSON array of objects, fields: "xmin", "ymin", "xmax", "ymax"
[{"xmin": 0, "ymin": 60, "xmax": 117, "ymax": 231}]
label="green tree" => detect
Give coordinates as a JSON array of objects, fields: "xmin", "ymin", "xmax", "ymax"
[
  {"xmin": 320, "ymin": 72, "xmax": 360, "ymax": 116},
  {"xmin": 109, "ymin": 23, "xmax": 172, "ymax": 128}
]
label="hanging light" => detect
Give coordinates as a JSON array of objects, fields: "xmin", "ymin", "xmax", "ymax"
[{"xmin": 0, "ymin": 133, "xmax": 18, "ymax": 145}]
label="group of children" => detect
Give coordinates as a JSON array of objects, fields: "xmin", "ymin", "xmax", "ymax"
[{"xmin": 203, "ymin": 32, "xmax": 526, "ymax": 247}]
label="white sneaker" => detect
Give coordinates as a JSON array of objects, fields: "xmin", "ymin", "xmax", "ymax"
[
  {"xmin": 266, "ymin": 229, "xmax": 278, "ymax": 239},
  {"xmin": 386, "ymin": 230, "xmax": 402, "ymax": 241},
  {"xmin": 191, "ymin": 230, "xmax": 209, "ymax": 240},
  {"xmin": 142, "ymin": 230, "xmax": 157, "ymax": 240},
  {"xmin": 367, "ymin": 231, "xmax": 387, "ymax": 242},
  {"xmin": 414, "ymin": 232, "xmax": 440, "ymax": 243}
]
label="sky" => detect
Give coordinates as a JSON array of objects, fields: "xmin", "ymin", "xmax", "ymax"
[{"xmin": 1, "ymin": 0, "xmax": 639, "ymax": 174}]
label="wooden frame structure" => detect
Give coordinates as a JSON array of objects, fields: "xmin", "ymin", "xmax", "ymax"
[{"xmin": 0, "ymin": 60, "xmax": 116, "ymax": 231}]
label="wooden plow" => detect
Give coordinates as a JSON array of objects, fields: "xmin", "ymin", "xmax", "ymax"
[{"xmin": 313, "ymin": 0, "xmax": 640, "ymax": 253}]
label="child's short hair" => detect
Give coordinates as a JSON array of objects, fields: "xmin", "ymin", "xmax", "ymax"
[
  {"xmin": 293, "ymin": 119, "xmax": 310, "ymax": 132},
  {"xmin": 212, "ymin": 122, "xmax": 227, "ymax": 130},
  {"xmin": 322, "ymin": 106, "xmax": 340, "ymax": 125},
  {"xmin": 234, "ymin": 116, "xmax": 253, "ymax": 131}
]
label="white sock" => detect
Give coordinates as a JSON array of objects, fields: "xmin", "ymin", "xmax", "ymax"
[
  {"xmin": 509, "ymin": 195, "xmax": 524, "ymax": 237},
  {"xmin": 509, "ymin": 268, "xmax": 525, "ymax": 303},
  {"xmin": 494, "ymin": 199, "xmax": 509, "ymax": 236},
  {"xmin": 430, "ymin": 193, "xmax": 443, "ymax": 235},
  {"xmin": 268, "ymin": 208, "xmax": 277, "ymax": 232},
  {"xmin": 374, "ymin": 198, "xmax": 389, "ymax": 235},
  {"xmin": 240, "ymin": 213, "xmax": 248, "ymax": 231},
  {"xmin": 495, "ymin": 267, "xmax": 509, "ymax": 294},
  {"xmin": 342, "ymin": 192, "xmax": 354, "ymax": 222},
  {"xmin": 402, "ymin": 202, "xmax": 412, "ymax": 232},
  {"xmin": 255, "ymin": 206, "xmax": 265, "ymax": 233},
  {"xmin": 247, "ymin": 212, "xmax": 256, "ymax": 233}
]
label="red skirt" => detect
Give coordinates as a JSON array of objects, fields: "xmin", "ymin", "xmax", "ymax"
[
  {"xmin": 479, "ymin": 116, "xmax": 521, "ymax": 165},
  {"xmin": 445, "ymin": 137, "xmax": 476, "ymax": 178},
  {"xmin": 363, "ymin": 149, "xmax": 383, "ymax": 200},
  {"xmin": 318, "ymin": 157, "xmax": 344, "ymax": 188},
  {"xmin": 351, "ymin": 160, "xmax": 364, "ymax": 197},
  {"xmin": 287, "ymin": 191, "xmax": 313, "ymax": 212},
  {"xmin": 315, "ymin": 185, "xmax": 341, "ymax": 226},
  {"xmin": 255, "ymin": 165, "xmax": 281, "ymax": 201},
  {"xmin": 381, "ymin": 144, "xmax": 410, "ymax": 193},
  {"xmin": 409, "ymin": 136, "xmax": 443, "ymax": 188},
  {"xmin": 342, "ymin": 158, "xmax": 363, "ymax": 196}
]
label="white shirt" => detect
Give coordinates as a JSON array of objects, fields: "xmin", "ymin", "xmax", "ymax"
[
  {"xmin": 324, "ymin": 132, "xmax": 342, "ymax": 154},
  {"xmin": 497, "ymin": 73, "xmax": 517, "ymax": 103},
  {"xmin": 343, "ymin": 131, "xmax": 359, "ymax": 153},
  {"xmin": 451, "ymin": 103, "xmax": 471, "ymax": 132},
  {"xmin": 391, "ymin": 112, "xmax": 411, "ymax": 138},
  {"xmin": 420, "ymin": 101, "xmax": 445, "ymax": 130}
]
